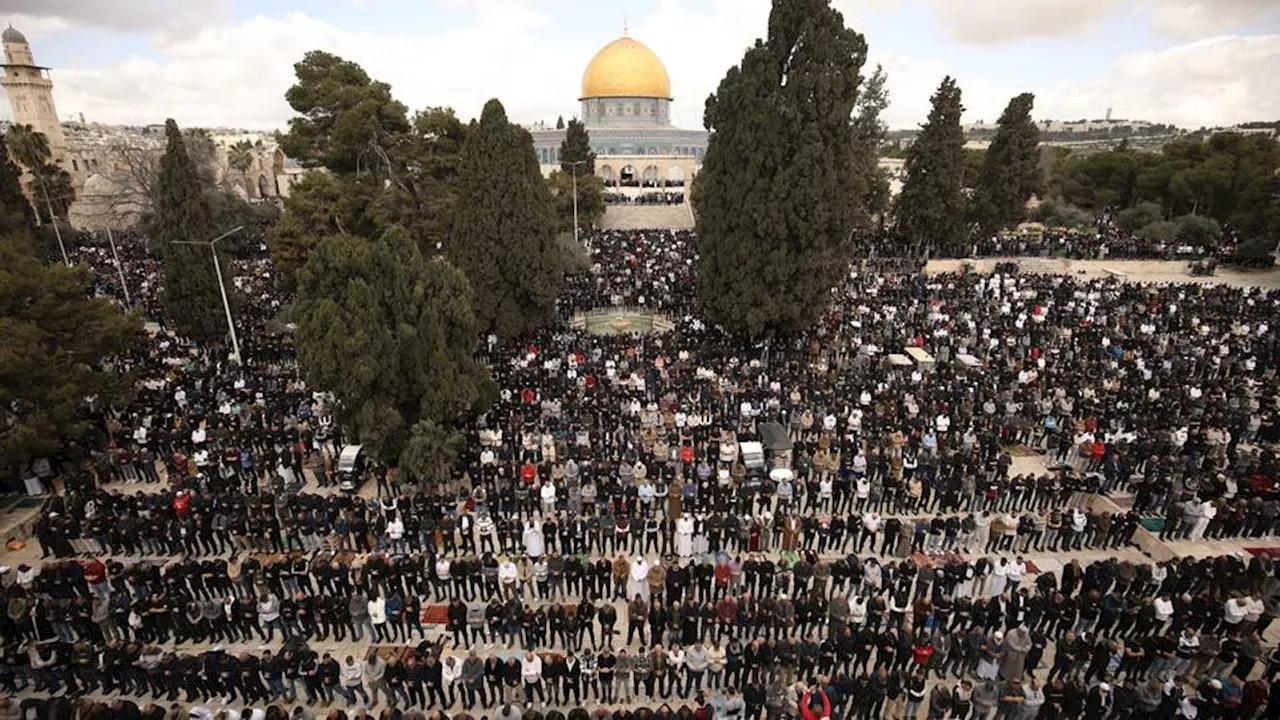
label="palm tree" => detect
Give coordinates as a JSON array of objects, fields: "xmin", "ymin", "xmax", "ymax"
[
  {"xmin": 5, "ymin": 123, "xmax": 51, "ymax": 173},
  {"xmin": 5, "ymin": 124, "xmax": 68, "ymax": 262},
  {"xmin": 227, "ymin": 140, "xmax": 255, "ymax": 198}
]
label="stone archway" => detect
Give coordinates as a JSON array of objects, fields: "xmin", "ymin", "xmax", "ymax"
[
  {"xmin": 620, "ymin": 165, "xmax": 638, "ymax": 186},
  {"xmin": 642, "ymin": 165, "xmax": 659, "ymax": 186},
  {"xmin": 599, "ymin": 165, "xmax": 616, "ymax": 187},
  {"xmin": 258, "ymin": 174, "xmax": 271, "ymax": 199},
  {"xmin": 667, "ymin": 166, "xmax": 686, "ymax": 186}
]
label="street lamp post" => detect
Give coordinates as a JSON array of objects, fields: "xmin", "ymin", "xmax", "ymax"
[
  {"xmin": 567, "ymin": 159, "xmax": 588, "ymax": 247},
  {"xmin": 173, "ymin": 225, "xmax": 245, "ymax": 364},
  {"xmin": 104, "ymin": 227, "xmax": 130, "ymax": 305}
]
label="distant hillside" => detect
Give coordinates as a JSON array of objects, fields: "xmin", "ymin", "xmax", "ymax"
[{"xmin": 883, "ymin": 118, "xmax": 1277, "ymax": 155}]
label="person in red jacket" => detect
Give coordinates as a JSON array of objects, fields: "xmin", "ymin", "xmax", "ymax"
[
  {"xmin": 912, "ymin": 637, "xmax": 936, "ymax": 669},
  {"xmin": 173, "ymin": 489, "xmax": 191, "ymax": 517},
  {"xmin": 799, "ymin": 688, "xmax": 831, "ymax": 720}
]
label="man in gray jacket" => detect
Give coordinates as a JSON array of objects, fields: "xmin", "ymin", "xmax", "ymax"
[
  {"xmin": 461, "ymin": 649, "xmax": 487, "ymax": 709},
  {"xmin": 362, "ymin": 652, "xmax": 388, "ymax": 707},
  {"xmin": 350, "ymin": 591, "xmax": 372, "ymax": 642}
]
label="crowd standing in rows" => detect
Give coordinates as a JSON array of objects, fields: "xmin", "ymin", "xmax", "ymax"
[{"xmin": 5, "ymin": 226, "xmax": 1280, "ymax": 720}]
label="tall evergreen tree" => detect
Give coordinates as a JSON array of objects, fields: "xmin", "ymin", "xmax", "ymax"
[
  {"xmin": 154, "ymin": 119, "xmax": 226, "ymax": 344},
  {"xmin": 895, "ymin": 76, "xmax": 966, "ymax": 255},
  {"xmin": 850, "ymin": 64, "xmax": 892, "ymax": 230},
  {"xmin": 294, "ymin": 227, "xmax": 493, "ymax": 471},
  {"xmin": 693, "ymin": 0, "xmax": 869, "ymax": 339},
  {"xmin": 971, "ymin": 92, "xmax": 1041, "ymax": 234},
  {"xmin": 450, "ymin": 99, "xmax": 562, "ymax": 339},
  {"xmin": 560, "ymin": 119, "xmax": 596, "ymax": 175},
  {"xmin": 550, "ymin": 119, "xmax": 605, "ymax": 232}
]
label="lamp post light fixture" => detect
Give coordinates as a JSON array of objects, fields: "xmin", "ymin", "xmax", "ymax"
[{"xmin": 171, "ymin": 225, "xmax": 246, "ymax": 364}]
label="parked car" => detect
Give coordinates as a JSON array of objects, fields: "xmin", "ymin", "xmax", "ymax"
[{"xmin": 336, "ymin": 444, "xmax": 367, "ymax": 493}]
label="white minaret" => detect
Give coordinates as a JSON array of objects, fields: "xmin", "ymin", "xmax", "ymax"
[{"xmin": 0, "ymin": 25, "xmax": 68, "ymax": 162}]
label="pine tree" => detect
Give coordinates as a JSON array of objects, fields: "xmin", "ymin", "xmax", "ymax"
[
  {"xmin": 0, "ymin": 142, "xmax": 139, "ymax": 461},
  {"xmin": 971, "ymin": 92, "xmax": 1041, "ymax": 234},
  {"xmin": 280, "ymin": 51, "xmax": 410, "ymax": 173},
  {"xmin": 896, "ymin": 76, "xmax": 967, "ymax": 256},
  {"xmin": 450, "ymin": 99, "xmax": 562, "ymax": 339},
  {"xmin": 154, "ymin": 119, "xmax": 227, "ymax": 344},
  {"xmin": 692, "ymin": 0, "xmax": 870, "ymax": 339},
  {"xmin": 294, "ymin": 227, "xmax": 493, "ymax": 470},
  {"xmin": 560, "ymin": 119, "xmax": 595, "ymax": 175}
]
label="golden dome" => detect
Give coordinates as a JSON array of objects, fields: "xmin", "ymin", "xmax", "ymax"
[{"xmin": 580, "ymin": 36, "xmax": 672, "ymax": 100}]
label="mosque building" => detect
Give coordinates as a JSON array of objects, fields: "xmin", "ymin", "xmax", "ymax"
[{"xmin": 530, "ymin": 31, "xmax": 707, "ymax": 196}]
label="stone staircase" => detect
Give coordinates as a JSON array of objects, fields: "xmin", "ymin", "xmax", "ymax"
[{"xmin": 600, "ymin": 203, "xmax": 695, "ymax": 230}]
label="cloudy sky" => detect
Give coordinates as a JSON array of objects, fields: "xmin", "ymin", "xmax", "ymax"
[{"xmin": 2, "ymin": 0, "xmax": 1277, "ymax": 132}]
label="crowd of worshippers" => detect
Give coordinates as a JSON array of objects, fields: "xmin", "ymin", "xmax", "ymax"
[
  {"xmin": 601, "ymin": 193, "xmax": 686, "ymax": 206},
  {"xmin": 38, "ymin": 226, "xmax": 1280, "ymax": 545},
  {"xmin": 5, "ymin": 543, "xmax": 1280, "ymax": 718},
  {"xmin": 9, "ymin": 222, "xmax": 1280, "ymax": 720},
  {"xmin": 34, "ymin": 478, "xmax": 1159, "ymax": 562},
  {"xmin": 952, "ymin": 227, "xmax": 1231, "ymax": 262}
]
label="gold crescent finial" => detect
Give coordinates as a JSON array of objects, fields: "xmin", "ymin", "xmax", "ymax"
[{"xmin": 624, "ymin": 18, "xmax": 629, "ymax": 36}]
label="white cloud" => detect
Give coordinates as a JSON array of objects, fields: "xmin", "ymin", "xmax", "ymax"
[
  {"xmin": 1033, "ymin": 35, "xmax": 1280, "ymax": 128},
  {"xmin": 0, "ymin": 0, "xmax": 1274, "ymax": 135},
  {"xmin": 930, "ymin": 0, "xmax": 1119, "ymax": 44},
  {"xmin": 0, "ymin": 14, "xmax": 72, "ymax": 40},
  {"xmin": 24, "ymin": 8, "xmax": 582, "ymax": 131},
  {"xmin": 2, "ymin": 0, "xmax": 233, "ymax": 38},
  {"xmin": 1138, "ymin": 0, "xmax": 1279, "ymax": 39}
]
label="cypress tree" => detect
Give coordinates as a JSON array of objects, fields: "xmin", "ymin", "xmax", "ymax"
[
  {"xmin": 295, "ymin": 227, "xmax": 493, "ymax": 470},
  {"xmin": 895, "ymin": 76, "xmax": 967, "ymax": 256},
  {"xmin": 560, "ymin": 119, "xmax": 595, "ymax": 175},
  {"xmin": 450, "ymin": 99, "xmax": 562, "ymax": 339},
  {"xmin": 972, "ymin": 92, "xmax": 1041, "ymax": 234},
  {"xmin": 551, "ymin": 119, "xmax": 605, "ymax": 232},
  {"xmin": 693, "ymin": 0, "xmax": 869, "ymax": 340},
  {"xmin": 154, "ymin": 119, "xmax": 226, "ymax": 344}
]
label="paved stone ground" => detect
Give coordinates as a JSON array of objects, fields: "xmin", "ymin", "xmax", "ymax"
[{"xmin": 925, "ymin": 257, "xmax": 1280, "ymax": 290}]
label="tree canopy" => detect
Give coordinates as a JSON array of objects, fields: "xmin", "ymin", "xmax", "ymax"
[
  {"xmin": 1046, "ymin": 132, "xmax": 1280, "ymax": 245},
  {"xmin": 895, "ymin": 76, "xmax": 966, "ymax": 256},
  {"xmin": 0, "ymin": 140, "xmax": 139, "ymax": 462},
  {"xmin": 450, "ymin": 99, "xmax": 562, "ymax": 339},
  {"xmin": 279, "ymin": 50, "xmax": 411, "ymax": 173},
  {"xmin": 153, "ymin": 119, "xmax": 229, "ymax": 345},
  {"xmin": 293, "ymin": 227, "xmax": 493, "ymax": 473},
  {"xmin": 849, "ymin": 64, "xmax": 891, "ymax": 230},
  {"xmin": 549, "ymin": 119, "xmax": 605, "ymax": 233},
  {"xmin": 971, "ymin": 92, "xmax": 1041, "ymax": 234},
  {"xmin": 692, "ymin": 0, "xmax": 870, "ymax": 339},
  {"xmin": 272, "ymin": 50, "xmax": 467, "ymax": 290}
]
